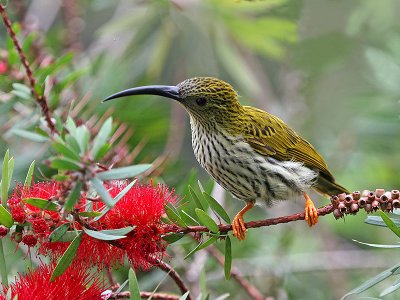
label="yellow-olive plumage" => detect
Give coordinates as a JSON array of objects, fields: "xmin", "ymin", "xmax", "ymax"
[{"xmin": 105, "ymin": 77, "xmax": 348, "ymax": 240}]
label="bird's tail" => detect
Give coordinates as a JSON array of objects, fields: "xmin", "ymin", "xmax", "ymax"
[{"xmin": 315, "ymin": 174, "xmax": 349, "ymax": 197}]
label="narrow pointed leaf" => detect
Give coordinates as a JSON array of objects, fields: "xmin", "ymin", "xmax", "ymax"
[
  {"xmin": 100, "ymin": 227, "xmax": 135, "ymax": 236},
  {"xmin": 129, "ymin": 268, "xmax": 141, "ymax": 300},
  {"xmin": 184, "ymin": 241, "xmax": 204, "ymax": 260},
  {"xmin": 1, "ymin": 150, "xmax": 9, "ymax": 206},
  {"xmin": 97, "ymin": 164, "xmax": 152, "ymax": 181},
  {"xmin": 57, "ymin": 230, "xmax": 81, "ymax": 242},
  {"xmin": 341, "ymin": 264, "xmax": 400, "ymax": 299},
  {"xmin": 92, "ymin": 117, "xmax": 113, "ymax": 159},
  {"xmin": 224, "ymin": 236, "xmax": 232, "ymax": 280},
  {"xmin": 23, "ymin": 197, "xmax": 58, "ymax": 212},
  {"xmin": 83, "ymin": 228, "xmax": 127, "ymax": 241},
  {"xmin": 380, "ymin": 278, "xmax": 400, "ymax": 297},
  {"xmin": 352, "ymin": 239, "xmax": 400, "ymax": 248},
  {"xmin": 114, "ymin": 279, "xmax": 129, "ymax": 294},
  {"xmin": 378, "ymin": 211, "xmax": 400, "ymax": 239},
  {"xmin": 24, "ymin": 160, "xmax": 35, "ymax": 187},
  {"xmin": 49, "ymin": 223, "xmax": 71, "ymax": 242},
  {"xmin": 75, "ymin": 126, "xmax": 90, "ymax": 154},
  {"xmin": 189, "ymin": 186, "xmax": 208, "ymax": 210},
  {"xmin": 364, "ymin": 215, "xmax": 400, "ymax": 227},
  {"xmin": 52, "ymin": 142, "xmax": 81, "ymax": 161},
  {"xmin": 0, "ymin": 205, "xmax": 13, "ymax": 228},
  {"xmin": 65, "ymin": 117, "xmax": 77, "ymax": 136},
  {"xmin": 65, "ymin": 135, "xmax": 81, "ymax": 154},
  {"xmin": 7, "ymin": 158, "xmax": 14, "ymax": 188},
  {"xmin": 50, "ymin": 157, "xmax": 82, "ymax": 170},
  {"xmin": 162, "ymin": 233, "xmax": 185, "ymax": 243},
  {"xmin": 50, "ymin": 232, "xmax": 83, "ymax": 281},
  {"xmin": 197, "ymin": 234, "xmax": 219, "ymax": 251},
  {"xmin": 203, "ymin": 192, "xmax": 230, "ymax": 223},
  {"xmin": 12, "ymin": 129, "xmax": 48, "ymax": 142},
  {"xmin": 64, "ymin": 182, "xmax": 82, "ymax": 211},
  {"xmin": 94, "ymin": 180, "xmax": 136, "ymax": 221},
  {"xmin": 91, "ymin": 177, "xmax": 113, "ymax": 207},
  {"xmin": 180, "ymin": 210, "xmax": 200, "ymax": 225},
  {"xmin": 165, "ymin": 203, "xmax": 186, "ymax": 227},
  {"xmin": 195, "ymin": 208, "xmax": 219, "ymax": 233}
]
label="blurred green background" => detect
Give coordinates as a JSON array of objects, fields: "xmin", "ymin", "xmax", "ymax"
[{"xmin": 1, "ymin": 0, "xmax": 400, "ymax": 299}]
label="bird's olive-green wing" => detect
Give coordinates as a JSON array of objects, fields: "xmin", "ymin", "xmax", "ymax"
[{"xmin": 241, "ymin": 106, "xmax": 333, "ymax": 179}]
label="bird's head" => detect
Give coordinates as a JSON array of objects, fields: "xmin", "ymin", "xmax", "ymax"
[{"xmin": 104, "ymin": 77, "xmax": 244, "ymax": 125}]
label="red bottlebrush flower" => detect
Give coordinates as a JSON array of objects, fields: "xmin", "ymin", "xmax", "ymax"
[
  {"xmin": 0, "ymin": 263, "xmax": 106, "ymax": 300},
  {"xmin": 8, "ymin": 181, "xmax": 63, "ymax": 234},
  {"xmin": 0, "ymin": 225, "xmax": 8, "ymax": 238},
  {"xmin": 40, "ymin": 182, "xmax": 177, "ymax": 270}
]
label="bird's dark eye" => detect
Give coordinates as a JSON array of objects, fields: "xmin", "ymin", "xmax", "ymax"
[{"xmin": 196, "ymin": 98, "xmax": 207, "ymax": 106}]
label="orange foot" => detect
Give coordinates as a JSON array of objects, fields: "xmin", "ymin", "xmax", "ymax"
[
  {"xmin": 232, "ymin": 202, "xmax": 254, "ymax": 241},
  {"xmin": 304, "ymin": 192, "xmax": 318, "ymax": 226}
]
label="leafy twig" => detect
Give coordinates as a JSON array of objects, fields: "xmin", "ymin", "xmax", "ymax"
[
  {"xmin": 165, "ymin": 204, "xmax": 334, "ymax": 234},
  {"xmin": 0, "ymin": 4, "xmax": 57, "ymax": 134}
]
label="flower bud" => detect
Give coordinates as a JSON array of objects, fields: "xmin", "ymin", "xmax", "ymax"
[
  {"xmin": 352, "ymin": 191, "xmax": 361, "ymax": 200},
  {"xmin": 11, "ymin": 232, "xmax": 23, "ymax": 243},
  {"xmin": 0, "ymin": 225, "xmax": 8, "ymax": 237},
  {"xmin": 338, "ymin": 202, "xmax": 347, "ymax": 213},
  {"xmin": 375, "ymin": 189, "xmax": 385, "ymax": 198},
  {"xmin": 358, "ymin": 197, "xmax": 367, "ymax": 208},
  {"xmin": 391, "ymin": 190, "xmax": 399, "ymax": 200},
  {"xmin": 333, "ymin": 209, "xmax": 342, "ymax": 219},
  {"xmin": 350, "ymin": 203, "xmax": 359, "ymax": 213}
]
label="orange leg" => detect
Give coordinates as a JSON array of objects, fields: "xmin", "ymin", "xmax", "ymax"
[
  {"xmin": 304, "ymin": 192, "xmax": 318, "ymax": 226},
  {"xmin": 232, "ymin": 202, "xmax": 254, "ymax": 241}
]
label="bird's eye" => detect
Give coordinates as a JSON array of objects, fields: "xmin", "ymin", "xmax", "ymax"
[{"xmin": 196, "ymin": 98, "xmax": 207, "ymax": 106}]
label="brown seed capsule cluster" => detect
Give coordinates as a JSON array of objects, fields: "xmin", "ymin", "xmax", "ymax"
[{"xmin": 331, "ymin": 189, "xmax": 400, "ymax": 219}]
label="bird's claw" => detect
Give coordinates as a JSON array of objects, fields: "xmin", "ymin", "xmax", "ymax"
[
  {"xmin": 304, "ymin": 193, "xmax": 318, "ymax": 226},
  {"xmin": 232, "ymin": 215, "xmax": 247, "ymax": 241}
]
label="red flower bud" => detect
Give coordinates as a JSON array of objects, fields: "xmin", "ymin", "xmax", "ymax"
[
  {"xmin": 22, "ymin": 234, "xmax": 38, "ymax": 247},
  {"xmin": 0, "ymin": 225, "xmax": 8, "ymax": 237}
]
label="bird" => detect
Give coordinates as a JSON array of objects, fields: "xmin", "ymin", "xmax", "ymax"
[{"xmin": 104, "ymin": 77, "xmax": 348, "ymax": 240}]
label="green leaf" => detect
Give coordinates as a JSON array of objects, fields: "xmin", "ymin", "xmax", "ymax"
[
  {"xmin": 24, "ymin": 160, "xmax": 35, "ymax": 187},
  {"xmin": 78, "ymin": 211, "xmax": 102, "ymax": 218},
  {"xmin": 380, "ymin": 278, "xmax": 400, "ymax": 297},
  {"xmin": 364, "ymin": 216, "xmax": 400, "ymax": 227},
  {"xmin": 224, "ymin": 236, "xmax": 232, "ymax": 280},
  {"xmin": 50, "ymin": 157, "xmax": 82, "ymax": 170},
  {"xmin": 50, "ymin": 232, "xmax": 83, "ymax": 281},
  {"xmin": 49, "ymin": 223, "xmax": 71, "ymax": 242},
  {"xmin": 179, "ymin": 291, "xmax": 190, "ymax": 300},
  {"xmin": 12, "ymin": 83, "xmax": 31, "ymax": 99},
  {"xmin": 64, "ymin": 182, "xmax": 82, "ymax": 212},
  {"xmin": 83, "ymin": 228, "xmax": 127, "ymax": 241},
  {"xmin": 185, "ymin": 235, "xmax": 219, "ymax": 259},
  {"xmin": 162, "ymin": 233, "xmax": 185, "ymax": 243},
  {"xmin": 65, "ymin": 135, "xmax": 81, "ymax": 154},
  {"xmin": 100, "ymin": 227, "xmax": 135, "ymax": 236},
  {"xmin": 65, "ymin": 117, "xmax": 77, "ymax": 136},
  {"xmin": 12, "ymin": 129, "xmax": 48, "ymax": 142},
  {"xmin": 23, "ymin": 198, "xmax": 58, "ymax": 212},
  {"xmin": 341, "ymin": 264, "xmax": 400, "ymax": 300},
  {"xmin": 92, "ymin": 118, "xmax": 113, "ymax": 160},
  {"xmin": 1, "ymin": 150, "xmax": 9, "ymax": 206},
  {"xmin": 378, "ymin": 211, "xmax": 400, "ymax": 239},
  {"xmin": 91, "ymin": 177, "xmax": 113, "ymax": 207},
  {"xmin": 75, "ymin": 126, "xmax": 90, "ymax": 154},
  {"xmin": 180, "ymin": 210, "xmax": 200, "ymax": 225},
  {"xmin": 129, "ymin": 268, "xmax": 141, "ymax": 300},
  {"xmin": 96, "ymin": 164, "xmax": 152, "ymax": 181},
  {"xmin": 189, "ymin": 186, "xmax": 208, "ymax": 210},
  {"xmin": 352, "ymin": 239, "xmax": 400, "ymax": 248},
  {"xmin": 57, "ymin": 230, "xmax": 81, "ymax": 242},
  {"xmin": 164, "ymin": 203, "xmax": 187, "ymax": 227},
  {"xmin": 203, "ymin": 192, "xmax": 230, "ymax": 223},
  {"xmin": 0, "ymin": 205, "xmax": 13, "ymax": 228},
  {"xmin": 195, "ymin": 208, "xmax": 219, "ymax": 233},
  {"xmin": 52, "ymin": 141, "xmax": 81, "ymax": 161},
  {"xmin": 114, "ymin": 279, "xmax": 129, "ymax": 294},
  {"xmin": 94, "ymin": 180, "xmax": 137, "ymax": 221}
]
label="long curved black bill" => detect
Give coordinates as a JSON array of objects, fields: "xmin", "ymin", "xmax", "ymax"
[{"xmin": 103, "ymin": 85, "xmax": 181, "ymax": 102}]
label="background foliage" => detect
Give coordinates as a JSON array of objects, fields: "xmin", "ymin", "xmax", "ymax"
[{"xmin": 0, "ymin": 0, "xmax": 399, "ymax": 299}]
